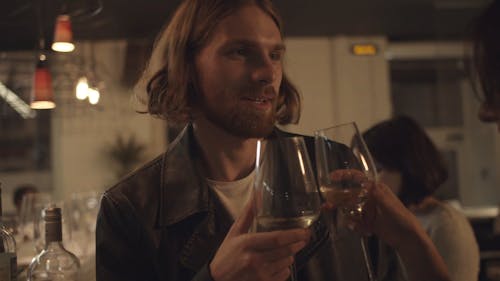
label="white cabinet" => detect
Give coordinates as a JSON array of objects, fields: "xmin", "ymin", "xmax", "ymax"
[{"xmin": 283, "ymin": 36, "xmax": 392, "ymax": 135}]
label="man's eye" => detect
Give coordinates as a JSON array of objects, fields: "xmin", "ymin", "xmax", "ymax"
[
  {"xmin": 270, "ymin": 52, "xmax": 283, "ymax": 61},
  {"xmin": 230, "ymin": 48, "xmax": 247, "ymax": 57}
]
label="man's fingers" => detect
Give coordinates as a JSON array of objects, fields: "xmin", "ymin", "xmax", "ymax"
[
  {"xmin": 272, "ymin": 267, "xmax": 292, "ymax": 281},
  {"xmin": 265, "ymin": 255, "xmax": 295, "ymax": 276},
  {"xmin": 227, "ymin": 196, "xmax": 255, "ymax": 237},
  {"xmin": 261, "ymin": 240, "xmax": 307, "ymax": 262},
  {"xmin": 245, "ymin": 228, "xmax": 310, "ymax": 250}
]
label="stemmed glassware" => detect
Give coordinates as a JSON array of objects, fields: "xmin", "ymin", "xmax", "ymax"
[
  {"xmin": 17, "ymin": 192, "xmax": 52, "ymax": 263},
  {"xmin": 314, "ymin": 122, "xmax": 377, "ymax": 281},
  {"xmin": 66, "ymin": 191, "xmax": 101, "ymax": 262},
  {"xmin": 253, "ymin": 136, "xmax": 321, "ymax": 281}
]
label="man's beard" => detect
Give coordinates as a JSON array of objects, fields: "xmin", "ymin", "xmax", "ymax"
[{"xmin": 200, "ymin": 87, "xmax": 277, "ymax": 138}]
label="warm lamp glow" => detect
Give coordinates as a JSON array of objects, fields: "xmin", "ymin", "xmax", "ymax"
[
  {"xmin": 31, "ymin": 58, "xmax": 56, "ymax": 109},
  {"xmin": 351, "ymin": 44, "xmax": 378, "ymax": 56},
  {"xmin": 88, "ymin": 88, "xmax": 100, "ymax": 105},
  {"xmin": 52, "ymin": 14, "xmax": 75, "ymax": 52},
  {"xmin": 31, "ymin": 101, "xmax": 56, "ymax": 109},
  {"xmin": 76, "ymin": 77, "xmax": 89, "ymax": 100},
  {"xmin": 52, "ymin": 42, "xmax": 75, "ymax": 52}
]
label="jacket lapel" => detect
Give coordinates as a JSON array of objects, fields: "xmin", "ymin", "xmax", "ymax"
[
  {"xmin": 179, "ymin": 192, "xmax": 233, "ymax": 271},
  {"xmin": 157, "ymin": 124, "xmax": 234, "ymax": 272}
]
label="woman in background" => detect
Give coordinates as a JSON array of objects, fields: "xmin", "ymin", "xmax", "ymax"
[
  {"xmin": 471, "ymin": 0, "xmax": 500, "ymax": 128},
  {"xmin": 363, "ymin": 116, "xmax": 480, "ymax": 281}
]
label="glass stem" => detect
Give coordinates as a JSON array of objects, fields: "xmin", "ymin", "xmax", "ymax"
[
  {"xmin": 290, "ymin": 262, "xmax": 297, "ymax": 281},
  {"xmin": 360, "ymin": 237, "xmax": 376, "ymax": 281}
]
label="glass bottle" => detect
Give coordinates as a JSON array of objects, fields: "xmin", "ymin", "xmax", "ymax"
[
  {"xmin": 0, "ymin": 185, "xmax": 17, "ymax": 281},
  {"xmin": 28, "ymin": 207, "xmax": 80, "ymax": 281}
]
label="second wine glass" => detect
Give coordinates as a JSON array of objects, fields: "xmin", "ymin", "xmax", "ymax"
[
  {"xmin": 315, "ymin": 122, "xmax": 378, "ymax": 281},
  {"xmin": 253, "ymin": 136, "xmax": 321, "ymax": 281}
]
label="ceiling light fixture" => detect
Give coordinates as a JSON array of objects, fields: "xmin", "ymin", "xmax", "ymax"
[
  {"xmin": 87, "ymin": 87, "xmax": 100, "ymax": 105},
  {"xmin": 75, "ymin": 76, "xmax": 89, "ymax": 100},
  {"xmin": 30, "ymin": 54, "xmax": 56, "ymax": 109},
  {"xmin": 52, "ymin": 14, "xmax": 75, "ymax": 52}
]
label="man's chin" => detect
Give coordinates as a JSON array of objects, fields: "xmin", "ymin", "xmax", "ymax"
[
  {"xmin": 212, "ymin": 115, "xmax": 275, "ymax": 139},
  {"xmin": 199, "ymin": 104, "xmax": 277, "ymax": 139},
  {"xmin": 226, "ymin": 123, "xmax": 275, "ymax": 139}
]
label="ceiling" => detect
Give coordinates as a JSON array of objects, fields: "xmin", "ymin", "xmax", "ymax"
[{"xmin": 0, "ymin": 0, "xmax": 491, "ymax": 51}]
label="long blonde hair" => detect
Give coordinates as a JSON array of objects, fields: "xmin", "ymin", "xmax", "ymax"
[{"xmin": 135, "ymin": 0, "xmax": 301, "ymax": 124}]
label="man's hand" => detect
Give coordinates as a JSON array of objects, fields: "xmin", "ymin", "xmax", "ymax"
[{"xmin": 209, "ymin": 201, "xmax": 311, "ymax": 281}]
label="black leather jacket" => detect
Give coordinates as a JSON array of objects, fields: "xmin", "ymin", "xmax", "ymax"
[{"xmin": 96, "ymin": 125, "xmax": 399, "ymax": 281}]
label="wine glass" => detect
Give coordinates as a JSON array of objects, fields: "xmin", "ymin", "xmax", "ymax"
[
  {"xmin": 66, "ymin": 191, "xmax": 101, "ymax": 262},
  {"xmin": 17, "ymin": 192, "xmax": 52, "ymax": 267},
  {"xmin": 314, "ymin": 122, "xmax": 377, "ymax": 281},
  {"xmin": 18, "ymin": 193, "xmax": 52, "ymax": 245},
  {"xmin": 253, "ymin": 136, "xmax": 321, "ymax": 281}
]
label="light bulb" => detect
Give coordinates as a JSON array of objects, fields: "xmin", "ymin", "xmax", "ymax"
[
  {"xmin": 52, "ymin": 42, "xmax": 75, "ymax": 53},
  {"xmin": 76, "ymin": 77, "xmax": 89, "ymax": 100},
  {"xmin": 88, "ymin": 87, "xmax": 100, "ymax": 105}
]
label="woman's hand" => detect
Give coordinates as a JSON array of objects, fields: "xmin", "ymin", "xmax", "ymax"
[{"xmin": 322, "ymin": 169, "xmax": 451, "ymax": 281}]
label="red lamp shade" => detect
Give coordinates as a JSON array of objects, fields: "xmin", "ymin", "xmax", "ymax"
[
  {"xmin": 31, "ymin": 58, "xmax": 56, "ymax": 109},
  {"xmin": 52, "ymin": 14, "xmax": 75, "ymax": 52}
]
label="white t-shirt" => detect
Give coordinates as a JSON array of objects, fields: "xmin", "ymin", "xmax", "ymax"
[
  {"xmin": 413, "ymin": 201, "xmax": 480, "ymax": 281},
  {"xmin": 206, "ymin": 171, "xmax": 255, "ymax": 220}
]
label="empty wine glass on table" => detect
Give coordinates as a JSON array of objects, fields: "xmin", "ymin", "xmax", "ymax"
[
  {"xmin": 314, "ymin": 122, "xmax": 378, "ymax": 281},
  {"xmin": 17, "ymin": 193, "xmax": 52, "ymax": 265},
  {"xmin": 253, "ymin": 136, "xmax": 321, "ymax": 281},
  {"xmin": 18, "ymin": 193, "xmax": 52, "ymax": 242},
  {"xmin": 66, "ymin": 191, "xmax": 101, "ymax": 262}
]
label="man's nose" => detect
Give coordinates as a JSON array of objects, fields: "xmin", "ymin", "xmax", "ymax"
[
  {"xmin": 251, "ymin": 56, "xmax": 277, "ymax": 85},
  {"xmin": 478, "ymin": 102, "xmax": 500, "ymax": 123}
]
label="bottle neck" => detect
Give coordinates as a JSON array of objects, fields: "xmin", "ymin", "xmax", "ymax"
[
  {"xmin": 45, "ymin": 219, "xmax": 63, "ymax": 244},
  {"xmin": 45, "ymin": 241, "xmax": 65, "ymax": 251}
]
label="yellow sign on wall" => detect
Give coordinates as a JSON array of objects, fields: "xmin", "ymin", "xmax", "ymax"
[{"xmin": 351, "ymin": 44, "xmax": 378, "ymax": 56}]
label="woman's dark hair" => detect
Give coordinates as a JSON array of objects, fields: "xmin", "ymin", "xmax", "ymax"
[
  {"xmin": 471, "ymin": 0, "xmax": 500, "ymax": 109},
  {"xmin": 13, "ymin": 184, "xmax": 38, "ymax": 209},
  {"xmin": 362, "ymin": 116, "xmax": 448, "ymax": 206}
]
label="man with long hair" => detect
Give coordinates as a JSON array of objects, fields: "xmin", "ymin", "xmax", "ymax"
[{"xmin": 96, "ymin": 1, "xmax": 451, "ymax": 280}]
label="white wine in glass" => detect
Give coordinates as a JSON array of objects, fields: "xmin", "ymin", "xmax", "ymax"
[
  {"xmin": 253, "ymin": 136, "xmax": 321, "ymax": 281},
  {"xmin": 315, "ymin": 122, "xmax": 377, "ymax": 281}
]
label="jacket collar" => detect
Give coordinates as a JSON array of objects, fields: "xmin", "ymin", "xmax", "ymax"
[
  {"xmin": 157, "ymin": 123, "xmax": 210, "ymax": 227},
  {"xmin": 156, "ymin": 124, "xmax": 310, "ymax": 228},
  {"xmin": 157, "ymin": 123, "xmax": 234, "ymax": 271}
]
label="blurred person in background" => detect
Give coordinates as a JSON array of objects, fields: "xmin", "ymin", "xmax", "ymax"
[
  {"xmin": 13, "ymin": 184, "xmax": 39, "ymax": 215},
  {"xmin": 471, "ymin": 0, "xmax": 500, "ymax": 129},
  {"xmin": 363, "ymin": 116, "xmax": 480, "ymax": 281}
]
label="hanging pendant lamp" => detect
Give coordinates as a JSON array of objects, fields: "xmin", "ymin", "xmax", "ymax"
[
  {"xmin": 51, "ymin": 14, "xmax": 75, "ymax": 52},
  {"xmin": 31, "ymin": 54, "xmax": 56, "ymax": 109}
]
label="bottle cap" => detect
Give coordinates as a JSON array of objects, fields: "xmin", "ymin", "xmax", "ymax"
[
  {"xmin": 44, "ymin": 206, "xmax": 63, "ymax": 242},
  {"xmin": 44, "ymin": 207, "xmax": 62, "ymax": 223}
]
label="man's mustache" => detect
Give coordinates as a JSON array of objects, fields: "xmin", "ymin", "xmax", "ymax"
[{"xmin": 238, "ymin": 85, "xmax": 277, "ymax": 100}]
